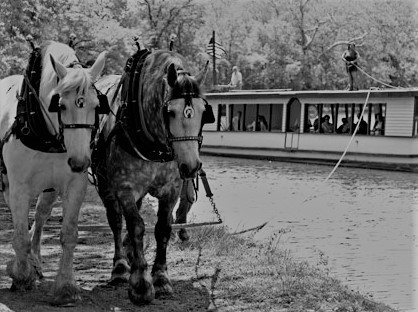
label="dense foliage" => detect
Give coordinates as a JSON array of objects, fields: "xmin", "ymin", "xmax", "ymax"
[{"xmin": 0, "ymin": 0, "xmax": 417, "ymax": 90}]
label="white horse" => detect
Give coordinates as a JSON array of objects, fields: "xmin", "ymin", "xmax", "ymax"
[{"xmin": 0, "ymin": 41, "xmax": 106, "ymax": 306}]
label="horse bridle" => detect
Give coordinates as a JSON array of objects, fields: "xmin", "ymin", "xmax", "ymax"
[
  {"xmin": 48, "ymin": 85, "xmax": 110, "ymax": 149},
  {"xmin": 164, "ymin": 91, "xmax": 212, "ymax": 147}
]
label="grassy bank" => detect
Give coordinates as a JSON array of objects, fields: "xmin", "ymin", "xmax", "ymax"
[
  {"xmin": 0, "ymin": 188, "xmax": 398, "ymax": 311},
  {"xmin": 171, "ymin": 225, "xmax": 396, "ymax": 312}
]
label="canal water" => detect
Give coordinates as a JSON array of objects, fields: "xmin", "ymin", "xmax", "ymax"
[{"xmin": 187, "ymin": 155, "xmax": 417, "ymax": 311}]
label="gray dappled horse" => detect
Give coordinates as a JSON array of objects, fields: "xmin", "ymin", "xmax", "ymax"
[
  {"xmin": 94, "ymin": 49, "xmax": 213, "ymax": 304},
  {"xmin": 0, "ymin": 41, "xmax": 107, "ymax": 306}
]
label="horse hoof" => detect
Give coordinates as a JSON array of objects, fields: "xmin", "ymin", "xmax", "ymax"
[
  {"xmin": 10, "ymin": 280, "xmax": 35, "ymax": 292},
  {"xmin": 52, "ymin": 284, "xmax": 81, "ymax": 307},
  {"xmin": 109, "ymin": 259, "xmax": 130, "ymax": 285},
  {"xmin": 178, "ymin": 228, "xmax": 190, "ymax": 242},
  {"xmin": 153, "ymin": 271, "xmax": 173, "ymax": 296},
  {"xmin": 128, "ymin": 285, "xmax": 155, "ymax": 305},
  {"xmin": 128, "ymin": 271, "xmax": 155, "ymax": 305},
  {"xmin": 7, "ymin": 260, "xmax": 37, "ymax": 291}
]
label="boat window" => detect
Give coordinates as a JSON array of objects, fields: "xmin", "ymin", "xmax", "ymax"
[
  {"xmin": 223, "ymin": 103, "xmax": 283, "ymax": 132},
  {"xmin": 271, "ymin": 104, "xmax": 283, "ymax": 132},
  {"xmin": 225, "ymin": 104, "xmax": 245, "ymax": 131},
  {"xmin": 305, "ymin": 103, "xmax": 386, "ymax": 136},
  {"xmin": 321, "ymin": 104, "xmax": 335, "ymax": 133},
  {"xmin": 286, "ymin": 98, "xmax": 301, "ymax": 132},
  {"xmin": 414, "ymin": 99, "xmax": 418, "ymax": 136},
  {"xmin": 369, "ymin": 104, "xmax": 386, "ymax": 136},
  {"xmin": 217, "ymin": 104, "xmax": 228, "ymax": 131},
  {"xmin": 335, "ymin": 104, "xmax": 352, "ymax": 134},
  {"xmin": 304, "ymin": 104, "xmax": 318, "ymax": 133}
]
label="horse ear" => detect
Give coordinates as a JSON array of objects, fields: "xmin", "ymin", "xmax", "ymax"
[
  {"xmin": 89, "ymin": 51, "xmax": 107, "ymax": 82},
  {"xmin": 167, "ymin": 63, "xmax": 178, "ymax": 88},
  {"xmin": 195, "ymin": 60, "xmax": 209, "ymax": 85},
  {"xmin": 50, "ymin": 54, "xmax": 67, "ymax": 80}
]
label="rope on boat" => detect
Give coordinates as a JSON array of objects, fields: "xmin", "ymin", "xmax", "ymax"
[
  {"xmin": 322, "ymin": 61, "xmax": 408, "ymax": 182},
  {"xmin": 301, "ymin": 88, "xmax": 373, "ymax": 203},
  {"xmin": 324, "ymin": 87, "xmax": 372, "ymax": 182},
  {"xmin": 353, "ymin": 63, "xmax": 405, "ymax": 89}
]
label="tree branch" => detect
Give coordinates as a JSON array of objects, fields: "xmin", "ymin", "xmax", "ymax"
[{"xmin": 319, "ymin": 32, "xmax": 368, "ymax": 57}]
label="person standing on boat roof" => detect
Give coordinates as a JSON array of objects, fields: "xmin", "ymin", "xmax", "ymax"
[
  {"xmin": 342, "ymin": 43, "xmax": 360, "ymax": 91},
  {"xmin": 228, "ymin": 66, "xmax": 243, "ymax": 90}
]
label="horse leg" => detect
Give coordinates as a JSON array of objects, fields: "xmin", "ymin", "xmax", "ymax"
[
  {"xmin": 1, "ymin": 173, "xmax": 9, "ymax": 206},
  {"xmin": 52, "ymin": 178, "xmax": 86, "ymax": 306},
  {"xmin": 105, "ymin": 197, "xmax": 130, "ymax": 285},
  {"xmin": 6, "ymin": 187, "xmax": 39, "ymax": 291},
  {"xmin": 152, "ymin": 193, "xmax": 180, "ymax": 296},
  {"xmin": 29, "ymin": 189, "xmax": 58, "ymax": 279},
  {"xmin": 96, "ymin": 154, "xmax": 131, "ymax": 285},
  {"xmin": 118, "ymin": 190, "xmax": 154, "ymax": 304},
  {"xmin": 97, "ymin": 165, "xmax": 130, "ymax": 285},
  {"xmin": 175, "ymin": 180, "xmax": 194, "ymax": 241}
]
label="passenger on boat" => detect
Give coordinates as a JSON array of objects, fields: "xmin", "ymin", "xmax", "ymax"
[
  {"xmin": 355, "ymin": 113, "xmax": 368, "ymax": 134},
  {"xmin": 321, "ymin": 115, "xmax": 334, "ymax": 133},
  {"xmin": 313, "ymin": 117, "xmax": 323, "ymax": 132},
  {"xmin": 342, "ymin": 43, "xmax": 360, "ymax": 91},
  {"xmin": 336, "ymin": 118, "xmax": 351, "ymax": 134},
  {"xmin": 232, "ymin": 111, "xmax": 242, "ymax": 131},
  {"xmin": 371, "ymin": 113, "xmax": 384, "ymax": 135},
  {"xmin": 247, "ymin": 115, "xmax": 268, "ymax": 131}
]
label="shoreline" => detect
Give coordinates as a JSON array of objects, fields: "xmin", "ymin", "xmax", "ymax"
[{"xmin": 0, "ymin": 187, "xmax": 398, "ymax": 311}]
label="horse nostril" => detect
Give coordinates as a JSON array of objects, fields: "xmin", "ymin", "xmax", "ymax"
[
  {"xmin": 179, "ymin": 162, "xmax": 201, "ymax": 179},
  {"xmin": 67, "ymin": 157, "xmax": 89, "ymax": 173},
  {"xmin": 179, "ymin": 164, "xmax": 189, "ymax": 178}
]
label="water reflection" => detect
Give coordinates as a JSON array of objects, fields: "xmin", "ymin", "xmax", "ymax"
[{"xmin": 188, "ymin": 156, "xmax": 418, "ymax": 311}]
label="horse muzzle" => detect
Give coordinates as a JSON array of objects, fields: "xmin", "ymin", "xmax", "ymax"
[
  {"xmin": 179, "ymin": 161, "xmax": 202, "ymax": 179},
  {"xmin": 67, "ymin": 157, "xmax": 91, "ymax": 173}
]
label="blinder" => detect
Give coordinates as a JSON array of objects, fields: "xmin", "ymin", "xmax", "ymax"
[
  {"xmin": 202, "ymin": 99, "xmax": 215, "ymax": 125},
  {"xmin": 163, "ymin": 98, "xmax": 215, "ymax": 126},
  {"xmin": 48, "ymin": 87, "xmax": 110, "ymax": 114},
  {"xmin": 95, "ymin": 90, "xmax": 111, "ymax": 114},
  {"xmin": 48, "ymin": 93, "xmax": 61, "ymax": 112}
]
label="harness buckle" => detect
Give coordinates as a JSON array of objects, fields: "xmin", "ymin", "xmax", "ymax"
[{"xmin": 21, "ymin": 122, "xmax": 30, "ymax": 136}]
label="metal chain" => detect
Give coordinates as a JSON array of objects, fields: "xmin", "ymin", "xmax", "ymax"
[
  {"xmin": 196, "ymin": 168, "xmax": 223, "ymax": 224},
  {"xmin": 208, "ymin": 196, "xmax": 222, "ymax": 223}
]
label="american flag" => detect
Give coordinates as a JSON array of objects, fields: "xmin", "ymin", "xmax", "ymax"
[{"xmin": 206, "ymin": 37, "xmax": 226, "ymax": 59}]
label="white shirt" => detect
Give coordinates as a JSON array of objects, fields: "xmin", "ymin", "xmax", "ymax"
[{"xmin": 230, "ymin": 71, "xmax": 242, "ymax": 89}]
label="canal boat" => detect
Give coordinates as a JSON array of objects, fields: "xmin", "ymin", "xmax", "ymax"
[{"xmin": 201, "ymin": 88, "xmax": 418, "ymax": 172}]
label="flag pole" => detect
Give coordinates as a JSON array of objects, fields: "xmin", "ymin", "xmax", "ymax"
[{"xmin": 212, "ymin": 30, "xmax": 217, "ymax": 86}]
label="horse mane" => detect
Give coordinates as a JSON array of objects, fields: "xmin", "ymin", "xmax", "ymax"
[
  {"xmin": 168, "ymin": 72, "xmax": 203, "ymax": 100},
  {"xmin": 140, "ymin": 50, "xmax": 203, "ymax": 139},
  {"xmin": 39, "ymin": 41, "xmax": 89, "ymax": 101},
  {"xmin": 141, "ymin": 50, "xmax": 202, "ymax": 110}
]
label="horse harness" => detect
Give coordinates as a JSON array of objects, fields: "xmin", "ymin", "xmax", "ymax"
[
  {"xmin": 6, "ymin": 46, "xmax": 110, "ymax": 154},
  {"xmin": 102, "ymin": 49, "xmax": 215, "ymax": 163}
]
